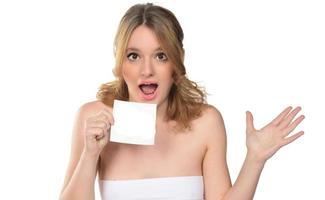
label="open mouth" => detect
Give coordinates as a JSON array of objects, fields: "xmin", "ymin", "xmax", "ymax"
[
  {"xmin": 138, "ymin": 82, "xmax": 158, "ymax": 100},
  {"xmin": 139, "ymin": 83, "xmax": 158, "ymax": 95}
]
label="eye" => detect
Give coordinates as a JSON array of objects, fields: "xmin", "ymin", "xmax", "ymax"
[
  {"xmin": 127, "ymin": 52, "xmax": 139, "ymax": 61},
  {"xmin": 156, "ymin": 52, "xmax": 168, "ymax": 61}
]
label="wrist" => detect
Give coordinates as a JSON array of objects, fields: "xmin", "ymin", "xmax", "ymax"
[
  {"xmin": 246, "ymin": 151, "xmax": 267, "ymax": 167},
  {"xmin": 81, "ymin": 150, "xmax": 100, "ymax": 162}
]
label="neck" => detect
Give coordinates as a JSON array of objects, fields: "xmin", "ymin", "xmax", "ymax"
[{"xmin": 156, "ymin": 98, "xmax": 169, "ymax": 123}]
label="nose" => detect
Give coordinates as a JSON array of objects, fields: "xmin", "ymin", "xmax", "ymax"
[{"xmin": 140, "ymin": 58, "xmax": 154, "ymax": 77}]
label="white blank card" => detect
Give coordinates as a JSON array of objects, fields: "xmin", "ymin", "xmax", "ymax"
[{"xmin": 110, "ymin": 100, "xmax": 157, "ymax": 145}]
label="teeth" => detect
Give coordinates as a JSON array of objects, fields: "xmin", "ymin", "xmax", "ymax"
[{"xmin": 139, "ymin": 83, "xmax": 158, "ymax": 87}]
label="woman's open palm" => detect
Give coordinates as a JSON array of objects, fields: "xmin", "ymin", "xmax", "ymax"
[{"xmin": 245, "ymin": 106, "xmax": 305, "ymax": 163}]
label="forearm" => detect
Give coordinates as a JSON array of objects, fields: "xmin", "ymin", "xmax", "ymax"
[
  {"xmin": 222, "ymin": 152, "xmax": 266, "ymax": 200},
  {"xmin": 60, "ymin": 151, "xmax": 99, "ymax": 200}
]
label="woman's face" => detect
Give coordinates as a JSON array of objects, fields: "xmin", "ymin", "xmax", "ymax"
[{"xmin": 122, "ymin": 25, "xmax": 174, "ymax": 106}]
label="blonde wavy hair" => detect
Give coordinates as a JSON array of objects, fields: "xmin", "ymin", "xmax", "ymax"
[{"xmin": 96, "ymin": 3, "xmax": 207, "ymax": 131}]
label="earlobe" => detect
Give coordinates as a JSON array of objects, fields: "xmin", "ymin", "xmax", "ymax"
[
  {"xmin": 120, "ymin": 65, "xmax": 128, "ymax": 78},
  {"xmin": 172, "ymin": 73, "xmax": 179, "ymax": 85},
  {"xmin": 113, "ymin": 64, "xmax": 123, "ymax": 77}
]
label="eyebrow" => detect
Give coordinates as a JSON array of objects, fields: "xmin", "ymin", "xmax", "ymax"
[{"xmin": 126, "ymin": 47, "xmax": 163, "ymax": 52}]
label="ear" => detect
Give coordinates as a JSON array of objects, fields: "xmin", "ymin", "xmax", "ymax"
[{"xmin": 172, "ymin": 71, "xmax": 177, "ymax": 83}]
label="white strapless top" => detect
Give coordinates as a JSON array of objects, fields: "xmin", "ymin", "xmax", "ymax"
[{"xmin": 99, "ymin": 175, "xmax": 204, "ymax": 200}]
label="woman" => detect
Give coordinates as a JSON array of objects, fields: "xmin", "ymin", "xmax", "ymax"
[{"xmin": 59, "ymin": 3, "xmax": 305, "ymax": 200}]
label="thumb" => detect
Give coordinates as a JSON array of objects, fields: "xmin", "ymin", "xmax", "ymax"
[{"xmin": 246, "ymin": 111, "xmax": 255, "ymax": 132}]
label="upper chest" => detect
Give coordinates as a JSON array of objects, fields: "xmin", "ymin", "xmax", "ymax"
[{"xmin": 99, "ymin": 121, "xmax": 207, "ymax": 175}]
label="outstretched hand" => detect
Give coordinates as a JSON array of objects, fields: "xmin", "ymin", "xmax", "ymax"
[{"xmin": 245, "ymin": 106, "xmax": 305, "ymax": 164}]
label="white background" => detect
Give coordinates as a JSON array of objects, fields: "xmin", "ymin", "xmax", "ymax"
[{"xmin": 0, "ymin": 0, "xmax": 324, "ymax": 199}]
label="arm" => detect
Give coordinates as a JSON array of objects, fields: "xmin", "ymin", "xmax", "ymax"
[
  {"xmin": 201, "ymin": 106, "xmax": 232, "ymax": 199},
  {"xmin": 60, "ymin": 152, "xmax": 99, "ymax": 200},
  {"xmin": 59, "ymin": 102, "xmax": 113, "ymax": 200},
  {"xmin": 203, "ymin": 106, "xmax": 304, "ymax": 200}
]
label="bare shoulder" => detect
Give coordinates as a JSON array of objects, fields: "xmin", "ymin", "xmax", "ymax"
[
  {"xmin": 77, "ymin": 100, "xmax": 113, "ymax": 118},
  {"xmin": 200, "ymin": 104, "xmax": 223, "ymax": 119},
  {"xmin": 195, "ymin": 104, "xmax": 227, "ymax": 145},
  {"xmin": 198, "ymin": 104, "xmax": 225, "ymax": 129}
]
